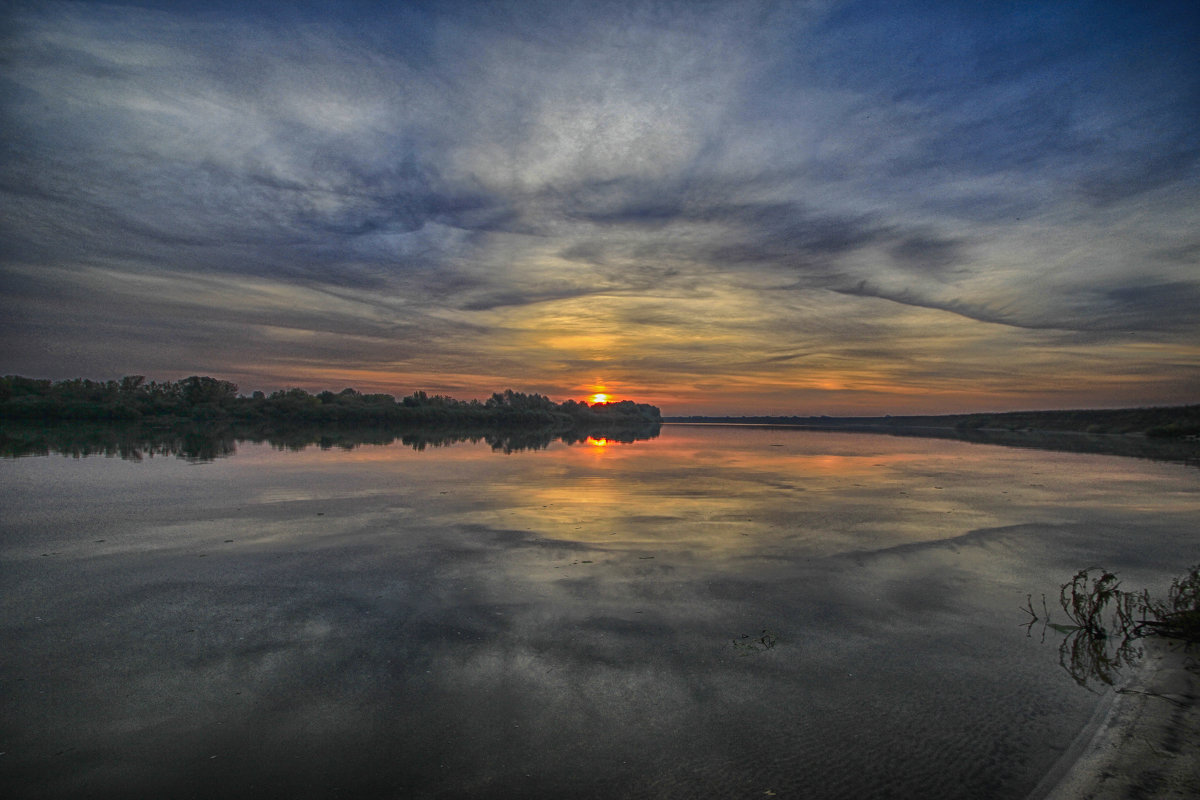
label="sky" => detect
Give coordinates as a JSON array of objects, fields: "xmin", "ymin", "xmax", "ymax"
[{"xmin": 1, "ymin": 0, "xmax": 1198, "ymax": 415}]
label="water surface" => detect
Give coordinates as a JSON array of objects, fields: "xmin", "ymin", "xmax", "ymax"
[{"xmin": 2, "ymin": 425, "xmax": 1198, "ymax": 798}]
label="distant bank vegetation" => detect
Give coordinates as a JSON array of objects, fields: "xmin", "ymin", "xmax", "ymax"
[
  {"xmin": 665, "ymin": 405, "xmax": 1200, "ymax": 439},
  {"xmin": 0, "ymin": 375, "xmax": 662, "ymax": 428}
]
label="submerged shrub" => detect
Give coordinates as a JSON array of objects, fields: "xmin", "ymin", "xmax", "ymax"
[
  {"xmin": 1140, "ymin": 564, "xmax": 1200, "ymax": 641},
  {"xmin": 1036, "ymin": 564, "xmax": 1200, "ymax": 689},
  {"xmin": 1057, "ymin": 568, "xmax": 1140, "ymax": 639}
]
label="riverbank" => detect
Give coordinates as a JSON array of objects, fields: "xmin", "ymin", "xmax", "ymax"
[
  {"xmin": 664, "ymin": 405, "xmax": 1200, "ymax": 438},
  {"xmin": 1032, "ymin": 637, "xmax": 1199, "ymax": 799}
]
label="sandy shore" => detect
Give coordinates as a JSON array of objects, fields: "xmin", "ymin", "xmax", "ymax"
[{"xmin": 1030, "ymin": 637, "xmax": 1199, "ymax": 799}]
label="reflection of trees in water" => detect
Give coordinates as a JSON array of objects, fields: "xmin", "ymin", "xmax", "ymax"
[
  {"xmin": 0, "ymin": 423, "xmax": 239, "ymax": 462},
  {"xmin": 0, "ymin": 420, "xmax": 661, "ymax": 462},
  {"xmin": 1026, "ymin": 566, "xmax": 1200, "ymax": 691},
  {"xmin": 1054, "ymin": 625, "xmax": 1143, "ymax": 690}
]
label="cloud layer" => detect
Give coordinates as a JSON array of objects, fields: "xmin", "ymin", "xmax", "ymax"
[{"xmin": 2, "ymin": 0, "xmax": 1197, "ymax": 412}]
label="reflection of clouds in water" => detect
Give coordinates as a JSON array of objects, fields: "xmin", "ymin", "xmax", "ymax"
[
  {"xmin": 4, "ymin": 428, "xmax": 1200, "ymax": 797},
  {"xmin": 255, "ymin": 488, "xmax": 323, "ymax": 503},
  {"xmin": 435, "ymin": 434, "xmax": 1058, "ymax": 559}
]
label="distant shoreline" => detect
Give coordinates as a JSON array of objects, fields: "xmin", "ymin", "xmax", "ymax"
[
  {"xmin": 662, "ymin": 407, "xmax": 1200, "ymax": 468},
  {"xmin": 663, "ymin": 405, "xmax": 1200, "ymax": 438}
]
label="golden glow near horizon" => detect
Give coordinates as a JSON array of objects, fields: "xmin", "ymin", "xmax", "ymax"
[{"xmin": 590, "ymin": 393, "xmax": 609, "ymax": 403}]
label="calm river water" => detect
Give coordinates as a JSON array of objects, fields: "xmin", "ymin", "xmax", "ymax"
[{"xmin": 2, "ymin": 424, "xmax": 1198, "ymax": 799}]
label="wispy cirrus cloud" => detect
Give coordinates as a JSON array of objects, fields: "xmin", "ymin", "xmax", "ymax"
[{"xmin": 1, "ymin": 0, "xmax": 1197, "ymax": 412}]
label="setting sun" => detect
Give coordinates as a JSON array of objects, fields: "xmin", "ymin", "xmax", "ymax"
[{"xmin": 590, "ymin": 393, "xmax": 609, "ymax": 403}]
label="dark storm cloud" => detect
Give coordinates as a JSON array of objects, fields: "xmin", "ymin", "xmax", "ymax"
[
  {"xmin": 838, "ymin": 276, "xmax": 1200, "ymax": 336},
  {"xmin": 834, "ymin": 280, "xmax": 1050, "ymax": 331},
  {"xmin": 1093, "ymin": 281, "xmax": 1200, "ymax": 332},
  {"xmin": 888, "ymin": 235, "xmax": 968, "ymax": 274},
  {"xmin": 549, "ymin": 174, "xmax": 892, "ymax": 279},
  {"xmin": 458, "ymin": 286, "xmax": 602, "ymax": 313}
]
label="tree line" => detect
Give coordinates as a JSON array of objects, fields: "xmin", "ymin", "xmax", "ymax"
[{"xmin": 0, "ymin": 375, "xmax": 662, "ymax": 428}]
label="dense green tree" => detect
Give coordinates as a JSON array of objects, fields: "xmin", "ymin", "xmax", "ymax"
[
  {"xmin": 0, "ymin": 374, "xmax": 668, "ymax": 431},
  {"xmin": 180, "ymin": 376, "xmax": 238, "ymax": 406}
]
